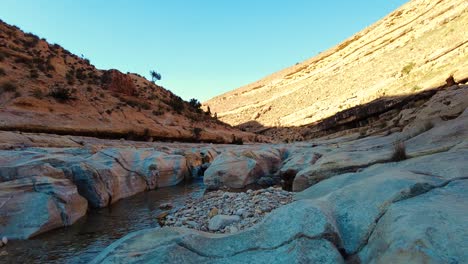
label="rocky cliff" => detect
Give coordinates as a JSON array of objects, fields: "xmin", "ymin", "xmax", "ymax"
[
  {"xmin": 0, "ymin": 20, "xmax": 261, "ymax": 144},
  {"xmin": 205, "ymin": 0, "xmax": 468, "ymax": 141}
]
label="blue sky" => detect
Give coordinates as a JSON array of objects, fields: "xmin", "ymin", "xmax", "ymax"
[{"xmin": 1, "ymin": 0, "xmax": 407, "ymax": 101}]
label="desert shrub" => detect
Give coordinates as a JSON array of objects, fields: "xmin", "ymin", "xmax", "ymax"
[
  {"xmin": 29, "ymin": 69, "xmax": 39, "ymax": 79},
  {"xmin": 23, "ymin": 33, "xmax": 40, "ymax": 48},
  {"xmin": 0, "ymin": 67, "xmax": 5, "ymax": 76},
  {"xmin": 402, "ymin": 62, "xmax": 416, "ymax": 75},
  {"xmin": 391, "ymin": 140, "xmax": 407, "ymax": 161},
  {"xmin": 411, "ymin": 85, "xmax": 422, "ymax": 92},
  {"xmin": 193, "ymin": 127, "xmax": 202, "ymax": 139},
  {"xmin": 65, "ymin": 69, "xmax": 75, "ymax": 85},
  {"xmin": 100, "ymin": 72, "xmax": 112, "ymax": 85},
  {"xmin": 105, "ymin": 109, "xmax": 112, "ymax": 115},
  {"xmin": 120, "ymin": 97, "xmax": 150, "ymax": 110},
  {"xmin": 48, "ymin": 85, "xmax": 75, "ymax": 102},
  {"xmin": 75, "ymin": 68, "xmax": 87, "ymax": 80},
  {"xmin": 189, "ymin": 98, "xmax": 201, "ymax": 109},
  {"xmin": 14, "ymin": 91, "xmax": 21, "ymax": 98},
  {"xmin": 86, "ymin": 86, "xmax": 93, "ymax": 92},
  {"xmin": 1, "ymin": 82, "xmax": 17, "ymax": 92},
  {"xmin": 139, "ymin": 102, "xmax": 151, "ymax": 110},
  {"xmin": 0, "ymin": 52, "xmax": 5, "ymax": 61},
  {"xmin": 423, "ymin": 120, "xmax": 433, "ymax": 130},
  {"xmin": 231, "ymin": 135, "xmax": 244, "ymax": 145},
  {"xmin": 14, "ymin": 57, "xmax": 33, "ymax": 67},
  {"xmin": 168, "ymin": 96, "xmax": 184, "ymax": 113},
  {"xmin": 152, "ymin": 109, "xmax": 164, "ymax": 116},
  {"xmin": 31, "ymin": 88, "xmax": 44, "ymax": 99}
]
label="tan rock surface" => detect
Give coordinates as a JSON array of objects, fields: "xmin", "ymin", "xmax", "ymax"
[
  {"xmin": 205, "ymin": 0, "xmax": 468, "ymax": 134},
  {"xmin": 0, "ymin": 20, "xmax": 262, "ymax": 144}
]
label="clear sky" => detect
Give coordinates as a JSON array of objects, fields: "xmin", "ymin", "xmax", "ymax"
[{"xmin": 1, "ymin": 0, "xmax": 407, "ymax": 101}]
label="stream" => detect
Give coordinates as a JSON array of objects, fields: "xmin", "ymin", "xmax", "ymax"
[{"xmin": 1, "ymin": 179, "xmax": 205, "ymax": 264}]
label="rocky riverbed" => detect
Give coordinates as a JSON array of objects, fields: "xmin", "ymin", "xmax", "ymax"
[{"xmin": 160, "ymin": 187, "xmax": 293, "ymax": 233}]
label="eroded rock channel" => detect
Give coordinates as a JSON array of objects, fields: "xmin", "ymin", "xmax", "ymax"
[{"xmin": 1, "ymin": 85, "xmax": 467, "ymax": 263}]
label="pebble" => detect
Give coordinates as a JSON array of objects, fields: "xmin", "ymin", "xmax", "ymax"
[
  {"xmin": 159, "ymin": 203, "xmax": 173, "ymax": 210},
  {"xmin": 164, "ymin": 187, "xmax": 293, "ymax": 234}
]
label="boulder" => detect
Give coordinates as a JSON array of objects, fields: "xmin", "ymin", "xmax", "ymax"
[
  {"xmin": 64, "ymin": 148, "xmax": 190, "ymax": 207},
  {"xmin": 204, "ymin": 147, "xmax": 283, "ymax": 189},
  {"xmin": 208, "ymin": 215, "xmax": 240, "ymax": 231},
  {"xmin": 0, "ymin": 176, "xmax": 87, "ymax": 239}
]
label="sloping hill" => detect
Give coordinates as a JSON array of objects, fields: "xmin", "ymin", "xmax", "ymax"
[
  {"xmin": 0, "ymin": 20, "xmax": 260, "ymax": 144},
  {"xmin": 205, "ymin": 0, "xmax": 468, "ymax": 134}
]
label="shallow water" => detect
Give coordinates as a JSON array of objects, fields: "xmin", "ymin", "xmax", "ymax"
[{"xmin": 1, "ymin": 179, "xmax": 205, "ymax": 264}]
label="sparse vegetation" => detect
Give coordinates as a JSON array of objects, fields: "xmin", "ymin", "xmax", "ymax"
[
  {"xmin": 391, "ymin": 140, "xmax": 407, "ymax": 161},
  {"xmin": 169, "ymin": 96, "xmax": 184, "ymax": 113},
  {"xmin": 231, "ymin": 135, "xmax": 244, "ymax": 145},
  {"xmin": 0, "ymin": 67, "xmax": 5, "ymax": 76},
  {"xmin": 193, "ymin": 127, "xmax": 202, "ymax": 139},
  {"xmin": 189, "ymin": 98, "xmax": 201, "ymax": 109},
  {"xmin": 1, "ymin": 81, "xmax": 17, "ymax": 92},
  {"xmin": 75, "ymin": 68, "xmax": 87, "ymax": 80},
  {"xmin": 65, "ymin": 69, "xmax": 75, "ymax": 85},
  {"xmin": 423, "ymin": 120, "xmax": 434, "ymax": 131},
  {"xmin": 152, "ymin": 109, "xmax": 164, "ymax": 116},
  {"xmin": 411, "ymin": 85, "xmax": 422, "ymax": 92},
  {"xmin": 29, "ymin": 69, "xmax": 39, "ymax": 79},
  {"xmin": 402, "ymin": 62, "xmax": 416, "ymax": 75},
  {"xmin": 31, "ymin": 88, "xmax": 44, "ymax": 99},
  {"xmin": 48, "ymin": 85, "xmax": 75, "ymax": 102},
  {"xmin": 0, "ymin": 51, "xmax": 6, "ymax": 61},
  {"xmin": 119, "ymin": 97, "xmax": 150, "ymax": 110},
  {"xmin": 150, "ymin": 70, "xmax": 162, "ymax": 83}
]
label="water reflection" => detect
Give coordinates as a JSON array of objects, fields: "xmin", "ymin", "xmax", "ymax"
[{"xmin": 2, "ymin": 179, "xmax": 205, "ymax": 264}]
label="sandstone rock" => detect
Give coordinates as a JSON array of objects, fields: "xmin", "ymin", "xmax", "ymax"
[
  {"xmin": 63, "ymin": 148, "xmax": 190, "ymax": 207},
  {"xmin": 208, "ymin": 207, "xmax": 218, "ymax": 218},
  {"xmin": 0, "ymin": 176, "xmax": 87, "ymax": 239},
  {"xmin": 208, "ymin": 215, "xmax": 240, "ymax": 231},
  {"xmin": 101, "ymin": 69, "xmax": 137, "ymax": 96},
  {"xmin": 92, "ymin": 200, "xmax": 344, "ymax": 263},
  {"xmin": 358, "ymin": 180, "xmax": 468, "ymax": 263},
  {"xmin": 159, "ymin": 203, "xmax": 173, "ymax": 210},
  {"xmin": 204, "ymin": 147, "xmax": 283, "ymax": 189},
  {"xmin": 295, "ymin": 148, "xmax": 468, "ymax": 255}
]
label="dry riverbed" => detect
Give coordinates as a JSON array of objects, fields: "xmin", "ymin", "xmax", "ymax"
[{"xmin": 158, "ymin": 187, "xmax": 293, "ymax": 233}]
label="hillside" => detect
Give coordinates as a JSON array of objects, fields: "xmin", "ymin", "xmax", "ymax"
[
  {"xmin": 205, "ymin": 0, "xmax": 468, "ymax": 140},
  {"xmin": 0, "ymin": 20, "xmax": 260, "ymax": 144}
]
